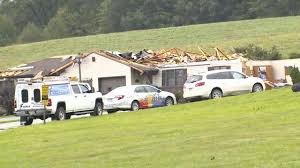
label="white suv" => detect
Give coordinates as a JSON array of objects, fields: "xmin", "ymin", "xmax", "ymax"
[{"xmin": 183, "ymin": 70, "xmax": 265, "ymax": 99}]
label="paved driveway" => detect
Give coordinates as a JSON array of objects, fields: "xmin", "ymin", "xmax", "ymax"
[{"xmin": 0, "ymin": 113, "xmax": 106, "ymax": 132}]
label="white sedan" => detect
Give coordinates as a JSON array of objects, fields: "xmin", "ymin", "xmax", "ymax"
[
  {"xmin": 103, "ymin": 85, "xmax": 177, "ymax": 113},
  {"xmin": 183, "ymin": 70, "xmax": 265, "ymax": 99}
]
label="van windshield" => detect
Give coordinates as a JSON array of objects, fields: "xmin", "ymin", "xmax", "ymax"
[
  {"xmin": 186, "ymin": 75, "xmax": 202, "ymax": 83},
  {"xmin": 49, "ymin": 84, "xmax": 70, "ymax": 96}
]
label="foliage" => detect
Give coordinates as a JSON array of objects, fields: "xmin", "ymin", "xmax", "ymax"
[
  {"xmin": 0, "ymin": 88, "xmax": 300, "ymax": 167},
  {"xmin": 0, "ymin": 15, "xmax": 16, "ymax": 46},
  {"xmin": 289, "ymin": 67, "xmax": 300, "ymax": 84},
  {"xmin": 289, "ymin": 53, "xmax": 300, "ymax": 59},
  {"xmin": 0, "ymin": 16, "xmax": 299, "ymax": 69},
  {"xmin": 234, "ymin": 44, "xmax": 282, "ymax": 60},
  {"xmin": 18, "ymin": 23, "xmax": 45, "ymax": 43},
  {"xmin": 0, "ymin": 0, "xmax": 300, "ymax": 46}
]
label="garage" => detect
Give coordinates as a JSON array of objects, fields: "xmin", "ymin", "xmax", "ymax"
[{"xmin": 98, "ymin": 76, "xmax": 126, "ymax": 94}]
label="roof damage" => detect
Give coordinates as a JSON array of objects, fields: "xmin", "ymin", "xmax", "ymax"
[{"xmin": 0, "ymin": 48, "xmax": 242, "ymax": 78}]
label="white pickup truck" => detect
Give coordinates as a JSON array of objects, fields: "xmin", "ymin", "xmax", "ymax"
[{"xmin": 14, "ymin": 79, "xmax": 103, "ymax": 125}]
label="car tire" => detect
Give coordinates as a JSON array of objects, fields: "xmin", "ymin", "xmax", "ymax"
[
  {"xmin": 91, "ymin": 102, "xmax": 103, "ymax": 116},
  {"xmin": 131, "ymin": 101, "xmax": 140, "ymax": 111},
  {"xmin": 165, "ymin": 97, "xmax": 174, "ymax": 106},
  {"xmin": 252, "ymin": 83, "xmax": 263, "ymax": 93},
  {"xmin": 54, "ymin": 106, "xmax": 66, "ymax": 121},
  {"xmin": 20, "ymin": 116, "xmax": 33, "ymax": 126},
  {"xmin": 210, "ymin": 89, "xmax": 223, "ymax": 99}
]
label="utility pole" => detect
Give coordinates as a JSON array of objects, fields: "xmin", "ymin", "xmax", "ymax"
[{"xmin": 75, "ymin": 55, "xmax": 82, "ymax": 82}]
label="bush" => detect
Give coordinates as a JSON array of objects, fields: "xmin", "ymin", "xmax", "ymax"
[
  {"xmin": 289, "ymin": 67, "xmax": 300, "ymax": 84},
  {"xmin": 289, "ymin": 53, "xmax": 300, "ymax": 59},
  {"xmin": 234, "ymin": 44, "xmax": 282, "ymax": 60}
]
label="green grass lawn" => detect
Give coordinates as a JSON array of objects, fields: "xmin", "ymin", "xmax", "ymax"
[
  {"xmin": 0, "ymin": 16, "xmax": 300, "ymax": 69},
  {"xmin": 0, "ymin": 88, "xmax": 299, "ymax": 168}
]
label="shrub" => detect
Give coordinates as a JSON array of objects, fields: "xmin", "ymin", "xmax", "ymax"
[
  {"xmin": 289, "ymin": 67, "xmax": 300, "ymax": 84},
  {"xmin": 289, "ymin": 53, "xmax": 300, "ymax": 59},
  {"xmin": 234, "ymin": 44, "xmax": 282, "ymax": 60}
]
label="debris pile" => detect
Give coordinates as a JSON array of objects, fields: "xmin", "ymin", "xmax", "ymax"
[{"xmin": 107, "ymin": 48, "xmax": 240, "ymax": 67}]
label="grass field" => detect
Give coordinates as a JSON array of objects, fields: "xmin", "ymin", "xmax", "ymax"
[
  {"xmin": 0, "ymin": 88, "xmax": 299, "ymax": 168},
  {"xmin": 0, "ymin": 16, "xmax": 300, "ymax": 69}
]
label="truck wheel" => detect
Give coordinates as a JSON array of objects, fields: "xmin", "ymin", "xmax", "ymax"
[
  {"xmin": 54, "ymin": 106, "xmax": 66, "ymax": 121},
  {"xmin": 20, "ymin": 116, "xmax": 33, "ymax": 126},
  {"xmin": 91, "ymin": 102, "xmax": 103, "ymax": 116}
]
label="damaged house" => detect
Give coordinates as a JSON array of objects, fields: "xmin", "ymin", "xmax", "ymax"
[
  {"xmin": 56, "ymin": 48, "xmax": 243, "ymax": 94},
  {"xmin": 0, "ymin": 56, "xmax": 74, "ymax": 115}
]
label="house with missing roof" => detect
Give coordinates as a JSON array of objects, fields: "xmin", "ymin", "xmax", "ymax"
[{"xmin": 54, "ymin": 51, "xmax": 243, "ymax": 94}]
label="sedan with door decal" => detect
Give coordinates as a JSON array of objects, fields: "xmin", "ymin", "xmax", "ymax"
[{"xmin": 103, "ymin": 85, "xmax": 177, "ymax": 113}]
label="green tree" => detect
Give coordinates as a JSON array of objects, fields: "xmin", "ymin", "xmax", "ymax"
[
  {"xmin": 0, "ymin": 15, "xmax": 16, "ymax": 46},
  {"xmin": 18, "ymin": 23, "xmax": 45, "ymax": 43},
  {"xmin": 44, "ymin": 9, "xmax": 69, "ymax": 39}
]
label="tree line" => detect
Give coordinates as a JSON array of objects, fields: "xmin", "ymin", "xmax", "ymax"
[{"xmin": 0, "ymin": 0, "xmax": 299, "ymax": 46}]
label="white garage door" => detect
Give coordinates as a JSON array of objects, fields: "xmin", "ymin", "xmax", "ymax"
[{"xmin": 98, "ymin": 76, "xmax": 126, "ymax": 94}]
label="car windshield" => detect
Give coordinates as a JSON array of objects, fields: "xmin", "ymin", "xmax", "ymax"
[
  {"xmin": 49, "ymin": 84, "xmax": 70, "ymax": 96},
  {"xmin": 186, "ymin": 75, "xmax": 202, "ymax": 83}
]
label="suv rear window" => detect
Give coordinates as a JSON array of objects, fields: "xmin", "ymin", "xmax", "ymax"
[
  {"xmin": 21, "ymin": 89, "xmax": 28, "ymax": 103},
  {"xmin": 49, "ymin": 84, "xmax": 70, "ymax": 96},
  {"xmin": 33, "ymin": 89, "xmax": 41, "ymax": 102},
  {"xmin": 186, "ymin": 75, "xmax": 202, "ymax": 83}
]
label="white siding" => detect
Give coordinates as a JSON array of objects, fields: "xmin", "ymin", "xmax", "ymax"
[
  {"xmin": 249, "ymin": 59, "xmax": 300, "ymax": 80},
  {"xmin": 60, "ymin": 53, "xmax": 132, "ymax": 90}
]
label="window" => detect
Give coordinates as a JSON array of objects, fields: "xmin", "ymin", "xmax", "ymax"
[
  {"xmin": 217, "ymin": 72, "xmax": 233, "ymax": 79},
  {"xmin": 79, "ymin": 84, "xmax": 89, "ymax": 93},
  {"xmin": 232, "ymin": 72, "xmax": 246, "ymax": 79},
  {"xmin": 134, "ymin": 86, "xmax": 146, "ymax": 93},
  {"xmin": 162, "ymin": 69, "xmax": 187, "ymax": 87},
  {"xmin": 72, "ymin": 85, "xmax": 81, "ymax": 94},
  {"xmin": 21, "ymin": 89, "xmax": 28, "ymax": 103},
  {"xmin": 186, "ymin": 75, "xmax": 202, "ymax": 83},
  {"xmin": 49, "ymin": 84, "xmax": 70, "ymax": 96},
  {"xmin": 144, "ymin": 86, "xmax": 159, "ymax": 93},
  {"xmin": 207, "ymin": 72, "xmax": 232, "ymax": 79},
  {"xmin": 208, "ymin": 66, "xmax": 231, "ymax": 71},
  {"xmin": 207, "ymin": 73, "xmax": 218, "ymax": 79},
  {"xmin": 33, "ymin": 89, "xmax": 41, "ymax": 102}
]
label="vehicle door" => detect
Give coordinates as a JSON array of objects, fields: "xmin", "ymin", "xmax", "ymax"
[
  {"xmin": 17, "ymin": 85, "xmax": 31, "ymax": 111},
  {"xmin": 230, "ymin": 71, "xmax": 252, "ymax": 94},
  {"xmin": 79, "ymin": 84, "xmax": 94, "ymax": 110},
  {"xmin": 71, "ymin": 84, "xmax": 85, "ymax": 111},
  {"xmin": 207, "ymin": 72, "xmax": 234, "ymax": 96},
  {"xmin": 31, "ymin": 84, "xmax": 43, "ymax": 109},
  {"xmin": 49, "ymin": 84, "xmax": 72, "ymax": 112},
  {"xmin": 134, "ymin": 86, "xmax": 149, "ymax": 109},
  {"xmin": 144, "ymin": 86, "xmax": 164, "ymax": 107}
]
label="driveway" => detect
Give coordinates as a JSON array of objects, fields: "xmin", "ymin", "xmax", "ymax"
[{"xmin": 0, "ymin": 113, "xmax": 107, "ymax": 132}]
